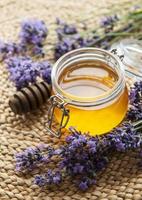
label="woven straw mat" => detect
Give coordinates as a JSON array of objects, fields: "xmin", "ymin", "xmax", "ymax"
[{"xmin": 1, "ymin": 0, "xmax": 142, "ymax": 200}]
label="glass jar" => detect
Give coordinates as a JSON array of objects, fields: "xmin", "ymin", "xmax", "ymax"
[
  {"xmin": 111, "ymin": 39, "xmax": 142, "ymax": 79},
  {"xmin": 47, "ymin": 48, "xmax": 128, "ymax": 137}
]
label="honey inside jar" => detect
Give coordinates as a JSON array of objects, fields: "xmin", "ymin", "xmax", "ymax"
[
  {"xmin": 54, "ymin": 60, "xmax": 128, "ymax": 136},
  {"xmin": 59, "ymin": 61, "xmax": 118, "ymax": 98}
]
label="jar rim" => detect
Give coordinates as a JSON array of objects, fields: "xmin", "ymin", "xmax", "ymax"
[{"xmin": 52, "ymin": 47, "xmax": 125, "ymax": 107}]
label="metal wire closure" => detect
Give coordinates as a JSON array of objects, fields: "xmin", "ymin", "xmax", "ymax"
[{"xmin": 45, "ymin": 95, "xmax": 70, "ymax": 138}]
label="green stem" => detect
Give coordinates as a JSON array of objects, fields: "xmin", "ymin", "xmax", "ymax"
[
  {"xmin": 133, "ymin": 120, "xmax": 142, "ymax": 131},
  {"xmin": 134, "ymin": 126, "xmax": 142, "ymax": 131},
  {"xmin": 107, "ymin": 32, "xmax": 142, "ymax": 36},
  {"xmin": 133, "ymin": 120, "xmax": 142, "ymax": 127}
]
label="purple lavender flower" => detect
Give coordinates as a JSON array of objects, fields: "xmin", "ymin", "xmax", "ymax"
[
  {"xmin": 38, "ymin": 61, "xmax": 52, "ymax": 84},
  {"xmin": 54, "ymin": 20, "xmax": 95, "ymax": 59},
  {"xmin": 127, "ymin": 105, "xmax": 142, "ymax": 121},
  {"xmin": 100, "ymin": 15, "xmax": 119, "ymax": 32},
  {"xmin": 56, "ymin": 18, "xmax": 78, "ymax": 40},
  {"xmin": 127, "ymin": 81, "xmax": 142, "ymax": 121},
  {"xmin": 6, "ymin": 57, "xmax": 52, "ymax": 89},
  {"xmin": 63, "ymin": 24, "xmax": 78, "ymax": 35},
  {"xmin": 34, "ymin": 170, "xmax": 62, "ymax": 186},
  {"xmin": 73, "ymin": 163, "xmax": 84, "ymax": 174},
  {"xmin": 106, "ymin": 123, "xmax": 142, "ymax": 151},
  {"xmin": 15, "ymin": 144, "xmax": 54, "ymax": 172},
  {"xmin": 57, "ymin": 128, "xmax": 108, "ymax": 190},
  {"xmin": 19, "ymin": 19, "xmax": 48, "ymax": 46},
  {"xmin": 78, "ymin": 177, "xmax": 96, "ymax": 191},
  {"xmin": 32, "ymin": 45, "xmax": 44, "ymax": 57},
  {"xmin": 129, "ymin": 81, "xmax": 142, "ymax": 104},
  {"xmin": 78, "ymin": 180, "xmax": 89, "ymax": 191},
  {"xmin": 54, "ymin": 38, "xmax": 74, "ymax": 59},
  {"xmin": 34, "ymin": 175, "xmax": 47, "ymax": 187},
  {"xmin": 6, "ymin": 56, "xmax": 39, "ymax": 89},
  {"xmin": 52, "ymin": 171, "xmax": 62, "ymax": 184},
  {"xmin": 56, "ymin": 24, "xmax": 77, "ymax": 40},
  {"xmin": 15, "ymin": 120, "xmax": 142, "ymax": 190},
  {"xmin": 54, "ymin": 36, "xmax": 94, "ymax": 60},
  {"xmin": 0, "ymin": 40, "xmax": 24, "ymax": 60}
]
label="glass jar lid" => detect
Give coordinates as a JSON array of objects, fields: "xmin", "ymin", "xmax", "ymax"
[{"xmin": 111, "ymin": 39, "xmax": 142, "ymax": 79}]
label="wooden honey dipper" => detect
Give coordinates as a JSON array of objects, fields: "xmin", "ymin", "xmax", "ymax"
[{"xmin": 9, "ymin": 81, "xmax": 51, "ymax": 114}]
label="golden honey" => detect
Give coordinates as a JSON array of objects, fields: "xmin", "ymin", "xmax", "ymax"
[
  {"xmin": 55, "ymin": 61, "xmax": 128, "ymax": 135},
  {"xmin": 50, "ymin": 48, "xmax": 128, "ymax": 137}
]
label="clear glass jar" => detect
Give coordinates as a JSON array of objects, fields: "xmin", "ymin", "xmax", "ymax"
[
  {"xmin": 47, "ymin": 48, "xmax": 128, "ymax": 137},
  {"xmin": 111, "ymin": 39, "xmax": 142, "ymax": 79}
]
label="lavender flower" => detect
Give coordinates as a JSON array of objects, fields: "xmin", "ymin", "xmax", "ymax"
[
  {"xmin": 54, "ymin": 36, "xmax": 94, "ymax": 60},
  {"xmin": 56, "ymin": 18, "xmax": 78, "ymax": 40},
  {"xmin": 38, "ymin": 61, "xmax": 52, "ymax": 84},
  {"xmin": 15, "ymin": 144, "xmax": 54, "ymax": 172},
  {"xmin": 78, "ymin": 179, "xmax": 89, "ymax": 191},
  {"xmin": 16, "ymin": 120, "xmax": 142, "ymax": 190},
  {"xmin": 54, "ymin": 20, "xmax": 95, "ymax": 59},
  {"xmin": 54, "ymin": 18, "xmax": 118, "ymax": 59},
  {"xmin": 106, "ymin": 123, "xmax": 142, "ymax": 151},
  {"xmin": 6, "ymin": 57, "xmax": 52, "ymax": 89},
  {"xmin": 6, "ymin": 56, "xmax": 39, "ymax": 89},
  {"xmin": 32, "ymin": 45, "xmax": 45, "ymax": 57},
  {"xmin": 127, "ymin": 105, "xmax": 142, "ymax": 121},
  {"xmin": 100, "ymin": 15, "xmax": 119, "ymax": 32},
  {"xmin": 19, "ymin": 19, "xmax": 48, "ymax": 46},
  {"xmin": 127, "ymin": 81, "xmax": 142, "ymax": 121},
  {"xmin": 0, "ymin": 19, "xmax": 48, "ymax": 61},
  {"xmin": 0, "ymin": 40, "xmax": 25, "ymax": 61},
  {"xmin": 57, "ymin": 128, "xmax": 109, "ymax": 189},
  {"xmin": 34, "ymin": 170, "xmax": 62, "ymax": 186},
  {"xmin": 54, "ymin": 38, "xmax": 74, "ymax": 59},
  {"xmin": 129, "ymin": 81, "xmax": 142, "ymax": 104}
]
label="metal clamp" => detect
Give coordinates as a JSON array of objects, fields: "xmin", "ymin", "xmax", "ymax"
[
  {"xmin": 45, "ymin": 95, "xmax": 70, "ymax": 138},
  {"xmin": 111, "ymin": 49, "xmax": 124, "ymax": 61}
]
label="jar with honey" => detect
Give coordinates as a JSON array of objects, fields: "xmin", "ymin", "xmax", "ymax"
[{"xmin": 47, "ymin": 48, "xmax": 128, "ymax": 137}]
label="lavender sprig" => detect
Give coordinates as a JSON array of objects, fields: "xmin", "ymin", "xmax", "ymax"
[
  {"xmin": 6, "ymin": 56, "xmax": 52, "ymax": 89},
  {"xmin": 0, "ymin": 19, "xmax": 48, "ymax": 61},
  {"xmin": 100, "ymin": 14, "xmax": 119, "ymax": 33},
  {"xmin": 35, "ymin": 170, "xmax": 62, "ymax": 187},
  {"xmin": 127, "ymin": 81, "xmax": 142, "ymax": 121},
  {"xmin": 37, "ymin": 61, "xmax": 52, "ymax": 84},
  {"xmin": 19, "ymin": 19, "xmax": 48, "ymax": 46},
  {"xmin": 15, "ymin": 144, "xmax": 54, "ymax": 172},
  {"xmin": 15, "ymin": 120, "xmax": 142, "ymax": 190},
  {"xmin": 56, "ymin": 18, "xmax": 78, "ymax": 40},
  {"xmin": 54, "ymin": 18, "xmax": 117, "ymax": 60},
  {"xmin": 55, "ymin": 34, "xmax": 94, "ymax": 60},
  {"xmin": 6, "ymin": 56, "xmax": 39, "ymax": 89},
  {"xmin": 19, "ymin": 19, "xmax": 48, "ymax": 57},
  {"xmin": 0, "ymin": 41, "xmax": 26, "ymax": 61}
]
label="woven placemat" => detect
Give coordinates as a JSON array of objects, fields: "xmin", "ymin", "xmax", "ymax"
[{"xmin": 1, "ymin": 0, "xmax": 142, "ymax": 199}]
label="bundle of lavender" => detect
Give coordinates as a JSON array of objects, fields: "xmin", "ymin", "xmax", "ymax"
[
  {"xmin": 54, "ymin": 7, "xmax": 142, "ymax": 59},
  {"xmin": 1, "ymin": 7, "xmax": 141, "ymax": 90},
  {"xmin": 1, "ymin": 19, "xmax": 52, "ymax": 90}
]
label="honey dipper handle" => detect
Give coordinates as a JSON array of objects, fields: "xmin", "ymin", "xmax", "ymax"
[{"xmin": 9, "ymin": 81, "xmax": 51, "ymax": 114}]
